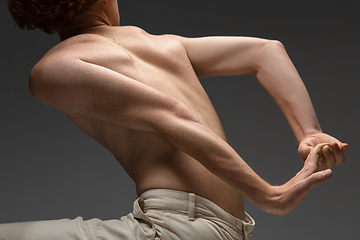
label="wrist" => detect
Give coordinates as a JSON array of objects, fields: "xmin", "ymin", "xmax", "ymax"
[
  {"xmin": 250, "ymin": 185, "xmax": 284, "ymax": 215},
  {"xmin": 297, "ymin": 128, "xmax": 323, "ymax": 144},
  {"xmin": 260, "ymin": 185, "xmax": 292, "ymax": 216}
]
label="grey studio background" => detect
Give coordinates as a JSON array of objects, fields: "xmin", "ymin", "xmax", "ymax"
[{"xmin": 0, "ymin": 0, "xmax": 359, "ymax": 239}]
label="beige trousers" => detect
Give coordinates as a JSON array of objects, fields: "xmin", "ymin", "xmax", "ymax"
[{"xmin": 0, "ymin": 189, "xmax": 255, "ymax": 240}]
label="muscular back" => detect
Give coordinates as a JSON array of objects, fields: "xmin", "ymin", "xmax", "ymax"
[{"xmin": 31, "ymin": 26, "xmax": 246, "ymax": 219}]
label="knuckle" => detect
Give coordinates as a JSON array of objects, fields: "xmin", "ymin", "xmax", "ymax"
[
  {"xmin": 331, "ymin": 142, "xmax": 340, "ymax": 150},
  {"xmin": 323, "ymin": 146, "xmax": 332, "ymax": 155},
  {"xmin": 336, "ymin": 156, "xmax": 345, "ymax": 165}
]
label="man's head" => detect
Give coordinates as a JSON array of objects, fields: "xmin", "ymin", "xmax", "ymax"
[{"xmin": 8, "ymin": 0, "xmax": 98, "ymax": 34}]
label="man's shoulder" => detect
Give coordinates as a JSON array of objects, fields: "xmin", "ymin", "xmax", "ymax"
[
  {"xmin": 47, "ymin": 34, "xmax": 111, "ymax": 57},
  {"xmin": 29, "ymin": 26, "xmax": 186, "ymax": 80},
  {"xmin": 39, "ymin": 26, "xmax": 154, "ymax": 60},
  {"xmin": 33, "ymin": 33, "xmax": 117, "ymax": 71}
]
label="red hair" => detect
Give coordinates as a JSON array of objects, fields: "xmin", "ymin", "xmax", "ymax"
[{"xmin": 8, "ymin": 0, "xmax": 97, "ymax": 34}]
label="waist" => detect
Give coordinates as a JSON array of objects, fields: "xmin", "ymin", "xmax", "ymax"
[{"xmin": 140, "ymin": 188, "xmax": 255, "ymax": 233}]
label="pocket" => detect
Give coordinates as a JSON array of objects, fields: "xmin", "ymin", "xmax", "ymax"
[{"xmin": 133, "ymin": 198, "xmax": 158, "ymax": 239}]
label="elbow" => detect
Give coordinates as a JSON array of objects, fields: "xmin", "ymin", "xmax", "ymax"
[
  {"xmin": 259, "ymin": 39, "xmax": 286, "ymax": 52},
  {"xmin": 268, "ymin": 39, "xmax": 286, "ymax": 49},
  {"xmin": 251, "ymin": 39, "xmax": 287, "ymax": 76},
  {"xmin": 172, "ymin": 101, "xmax": 202, "ymax": 124},
  {"xmin": 149, "ymin": 100, "xmax": 203, "ymax": 134}
]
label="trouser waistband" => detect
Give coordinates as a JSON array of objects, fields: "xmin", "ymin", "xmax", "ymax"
[{"xmin": 139, "ymin": 189, "xmax": 255, "ymax": 237}]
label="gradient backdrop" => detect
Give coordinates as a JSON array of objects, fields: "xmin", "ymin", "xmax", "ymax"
[{"xmin": 0, "ymin": 0, "xmax": 359, "ymax": 239}]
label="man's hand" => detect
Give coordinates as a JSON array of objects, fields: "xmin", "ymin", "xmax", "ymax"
[
  {"xmin": 298, "ymin": 132, "xmax": 348, "ymax": 170},
  {"xmin": 268, "ymin": 144, "xmax": 334, "ymax": 215}
]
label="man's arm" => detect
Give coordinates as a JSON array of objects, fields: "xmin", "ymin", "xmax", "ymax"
[
  {"xmin": 29, "ymin": 55, "xmax": 329, "ymax": 215},
  {"xmin": 177, "ymin": 36, "xmax": 348, "ymax": 166}
]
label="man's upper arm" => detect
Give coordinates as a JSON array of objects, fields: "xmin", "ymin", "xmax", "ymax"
[
  {"xmin": 29, "ymin": 56, "xmax": 195, "ymax": 132},
  {"xmin": 178, "ymin": 36, "xmax": 270, "ymax": 78}
]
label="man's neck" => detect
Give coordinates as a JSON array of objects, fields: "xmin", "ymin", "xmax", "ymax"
[
  {"xmin": 57, "ymin": 9, "xmax": 114, "ymax": 41},
  {"xmin": 57, "ymin": 24, "xmax": 110, "ymax": 41}
]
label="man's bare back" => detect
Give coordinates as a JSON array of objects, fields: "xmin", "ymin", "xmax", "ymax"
[{"xmin": 35, "ymin": 26, "xmax": 247, "ymax": 219}]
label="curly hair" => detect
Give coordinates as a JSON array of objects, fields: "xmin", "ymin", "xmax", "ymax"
[{"xmin": 8, "ymin": 0, "xmax": 97, "ymax": 34}]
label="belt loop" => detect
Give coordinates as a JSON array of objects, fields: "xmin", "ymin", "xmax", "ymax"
[{"xmin": 188, "ymin": 193, "xmax": 195, "ymax": 221}]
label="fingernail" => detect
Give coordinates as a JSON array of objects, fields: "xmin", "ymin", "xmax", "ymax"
[{"xmin": 323, "ymin": 169, "xmax": 332, "ymax": 178}]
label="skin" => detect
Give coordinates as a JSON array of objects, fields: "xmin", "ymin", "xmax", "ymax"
[{"xmin": 29, "ymin": 0, "xmax": 348, "ymax": 220}]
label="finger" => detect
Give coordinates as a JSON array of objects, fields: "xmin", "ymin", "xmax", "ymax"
[
  {"xmin": 342, "ymin": 143, "xmax": 349, "ymax": 154},
  {"xmin": 305, "ymin": 143, "xmax": 328, "ymax": 166},
  {"xmin": 303, "ymin": 144, "xmax": 329, "ymax": 175},
  {"xmin": 288, "ymin": 169, "xmax": 332, "ymax": 205},
  {"xmin": 276, "ymin": 169, "xmax": 332, "ymax": 215},
  {"xmin": 322, "ymin": 145, "xmax": 335, "ymax": 169},
  {"xmin": 317, "ymin": 154, "xmax": 327, "ymax": 171},
  {"xmin": 330, "ymin": 142, "xmax": 345, "ymax": 165}
]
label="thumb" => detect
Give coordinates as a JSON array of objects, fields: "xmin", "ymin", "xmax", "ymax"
[
  {"xmin": 303, "ymin": 169, "xmax": 333, "ymax": 190},
  {"xmin": 298, "ymin": 144, "xmax": 312, "ymax": 160}
]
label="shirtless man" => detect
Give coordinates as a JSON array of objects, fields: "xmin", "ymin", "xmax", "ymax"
[{"xmin": 3, "ymin": 0, "xmax": 348, "ymax": 239}]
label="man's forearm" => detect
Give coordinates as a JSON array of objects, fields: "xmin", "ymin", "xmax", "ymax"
[
  {"xmin": 254, "ymin": 41, "xmax": 322, "ymax": 143},
  {"xmin": 152, "ymin": 104, "xmax": 275, "ymax": 209}
]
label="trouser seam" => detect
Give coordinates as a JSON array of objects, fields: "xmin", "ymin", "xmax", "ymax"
[{"xmin": 87, "ymin": 219, "xmax": 98, "ymax": 240}]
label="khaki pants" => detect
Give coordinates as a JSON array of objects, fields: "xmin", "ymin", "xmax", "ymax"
[{"xmin": 0, "ymin": 189, "xmax": 255, "ymax": 240}]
